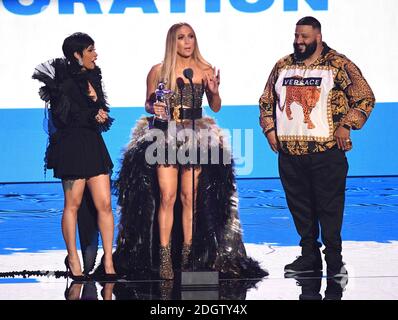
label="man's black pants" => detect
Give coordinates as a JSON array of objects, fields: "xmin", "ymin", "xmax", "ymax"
[{"xmin": 278, "ymin": 147, "xmax": 348, "ymax": 264}]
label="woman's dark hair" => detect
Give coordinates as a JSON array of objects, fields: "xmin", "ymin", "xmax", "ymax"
[
  {"xmin": 296, "ymin": 16, "xmax": 322, "ymax": 31},
  {"xmin": 62, "ymin": 32, "xmax": 94, "ymax": 64}
]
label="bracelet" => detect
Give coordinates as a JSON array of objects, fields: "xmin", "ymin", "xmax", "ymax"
[
  {"xmin": 263, "ymin": 127, "xmax": 275, "ymax": 135},
  {"xmin": 342, "ymin": 124, "xmax": 351, "ymax": 130}
]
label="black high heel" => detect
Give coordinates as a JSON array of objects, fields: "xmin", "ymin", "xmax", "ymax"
[
  {"xmin": 99, "ymin": 256, "xmax": 118, "ymax": 281},
  {"xmin": 64, "ymin": 256, "xmax": 88, "ymax": 281}
]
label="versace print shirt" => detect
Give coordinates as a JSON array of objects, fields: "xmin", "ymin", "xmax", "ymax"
[{"xmin": 259, "ymin": 43, "xmax": 375, "ymax": 155}]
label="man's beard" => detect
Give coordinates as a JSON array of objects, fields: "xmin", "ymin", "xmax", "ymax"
[{"xmin": 293, "ymin": 40, "xmax": 317, "ymax": 61}]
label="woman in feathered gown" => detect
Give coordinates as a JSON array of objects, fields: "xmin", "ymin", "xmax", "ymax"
[{"xmin": 106, "ymin": 23, "xmax": 268, "ymax": 283}]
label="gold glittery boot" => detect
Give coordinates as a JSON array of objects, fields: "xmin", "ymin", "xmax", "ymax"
[
  {"xmin": 181, "ymin": 243, "xmax": 192, "ymax": 272},
  {"xmin": 159, "ymin": 243, "xmax": 174, "ymax": 280}
]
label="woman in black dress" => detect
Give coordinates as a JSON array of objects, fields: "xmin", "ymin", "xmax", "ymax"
[{"xmin": 33, "ymin": 33, "xmax": 116, "ymax": 280}]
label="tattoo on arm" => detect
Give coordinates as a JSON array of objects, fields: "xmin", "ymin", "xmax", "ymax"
[{"xmin": 63, "ymin": 179, "xmax": 75, "ymax": 191}]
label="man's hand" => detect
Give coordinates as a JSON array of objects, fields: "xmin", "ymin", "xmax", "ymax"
[
  {"xmin": 334, "ymin": 126, "xmax": 352, "ymax": 151},
  {"xmin": 266, "ymin": 130, "xmax": 279, "ymax": 153}
]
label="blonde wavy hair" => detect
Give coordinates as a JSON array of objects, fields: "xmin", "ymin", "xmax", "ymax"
[{"xmin": 157, "ymin": 22, "xmax": 211, "ymax": 92}]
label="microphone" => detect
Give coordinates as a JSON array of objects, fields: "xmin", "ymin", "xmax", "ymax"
[
  {"xmin": 183, "ymin": 68, "xmax": 195, "ymax": 110},
  {"xmin": 183, "ymin": 68, "xmax": 193, "ymax": 81},
  {"xmin": 176, "ymin": 77, "xmax": 185, "ymax": 92},
  {"xmin": 176, "ymin": 77, "xmax": 185, "ymax": 108}
]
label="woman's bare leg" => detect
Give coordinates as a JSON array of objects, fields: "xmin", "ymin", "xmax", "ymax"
[
  {"xmin": 180, "ymin": 167, "xmax": 201, "ymax": 245},
  {"xmin": 86, "ymin": 174, "xmax": 115, "ymax": 274},
  {"xmin": 157, "ymin": 166, "xmax": 178, "ymax": 246},
  {"xmin": 62, "ymin": 178, "xmax": 86, "ymax": 276}
]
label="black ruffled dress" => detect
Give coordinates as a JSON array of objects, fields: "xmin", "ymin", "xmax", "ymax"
[
  {"xmin": 33, "ymin": 59, "xmax": 114, "ymax": 273},
  {"xmin": 32, "ymin": 58, "xmax": 113, "ymax": 180}
]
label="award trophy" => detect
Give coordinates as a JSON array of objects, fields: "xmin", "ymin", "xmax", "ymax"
[{"xmin": 153, "ymin": 82, "xmax": 172, "ymax": 130}]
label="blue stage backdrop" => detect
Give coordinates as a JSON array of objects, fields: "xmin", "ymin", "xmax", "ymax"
[
  {"xmin": 1, "ymin": 0, "xmax": 397, "ymax": 182},
  {"xmin": 0, "ymin": 102, "xmax": 396, "ymax": 182}
]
